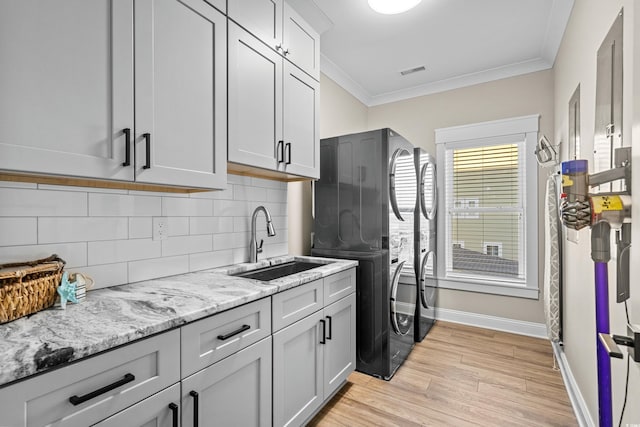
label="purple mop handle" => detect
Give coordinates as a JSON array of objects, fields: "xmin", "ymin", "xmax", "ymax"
[{"xmin": 595, "ymin": 261, "xmax": 612, "ymax": 427}]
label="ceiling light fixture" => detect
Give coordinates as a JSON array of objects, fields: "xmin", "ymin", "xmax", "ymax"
[{"xmin": 368, "ymin": 0, "xmax": 421, "ymax": 15}]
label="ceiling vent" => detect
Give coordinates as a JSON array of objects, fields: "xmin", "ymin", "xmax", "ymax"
[{"xmin": 400, "ymin": 66, "xmax": 426, "ymax": 76}]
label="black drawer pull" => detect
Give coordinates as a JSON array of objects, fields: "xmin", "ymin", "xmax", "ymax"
[
  {"xmin": 285, "ymin": 142, "xmax": 292, "ymax": 165},
  {"xmin": 190, "ymin": 390, "xmax": 199, "ymax": 427},
  {"xmin": 326, "ymin": 315, "xmax": 332, "ymax": 340},
  {"xmin": 68, "ymin": 373, "xmax": 135, "ymax": 406},
  {"xmin": 122, "ymin": 128, "xmax": 131, "ymax": 167},
  {"xmin": 169, "ymin": 402, "xmax": 179, "ymax": 427},
  {"xmin": 143, "ymin": 133, "xmax": 151, "ymax": 169},
  {"xmin": 320, "ymin": 319, "xmax": 326, "ymax": 344},
  {"xmin": 217, "ymin": 324, "xmax": 250, "ymax": 341}
]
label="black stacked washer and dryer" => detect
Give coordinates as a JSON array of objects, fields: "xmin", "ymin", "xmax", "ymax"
[{"xmin": 312, "ymin": 128, "xmax": 417, "ymax": 380}]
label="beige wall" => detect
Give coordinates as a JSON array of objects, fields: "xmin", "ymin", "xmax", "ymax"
[
  {"xmin": 369, "ymin": 70, "xmax": 554, "ymax": 324},
  {"xmin": 554, "ymin": 0, "xmax": 639, "ymax": 423},
  {"xmin": 287, "ymin": 74, "xmax": 368, "ymax": 255}
]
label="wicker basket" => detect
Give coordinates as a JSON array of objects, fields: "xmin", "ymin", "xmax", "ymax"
[{"xmin": 0, "ymin": 255, "xmax": 66, "ymax": 324}]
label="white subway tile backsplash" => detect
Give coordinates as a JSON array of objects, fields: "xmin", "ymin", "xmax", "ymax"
[
  {"xmin": 162, "ymin": 235, "xmax": 212, "ymax": 257},
  {"xmin": 0, "ymin": 179, "xmax": 288, "ymax": 288},
  {"xmin": 213, "ymin": 200, "xmax": 250, "ymax": 217},
  {"xmin": 0, "ymin": 243, "xmax": 87, "ymax": 268},
  {"xmin": 233, "ymin": 185, "xmax": 267, "ymax": 202},
  {"xmin": 167, "ymin": 217, "xmax": 190, "ymax": 236},
  {"xmin": 88, "ymin": 239, "xmax": 161, "ymax": 265},
  {"xmin": 0, "ymin": 218, "xmax": 37, "ymax": 246},
  {"xmin": 72, "ymin": 263, "xmax": 128, "ymax": 290},
  {"xmin": 251, "ymin": 177, "xmax": 287, "ymax": 189},
  {"xmin": 128, "ymin": 255, "xmax": 189, "ymax": 283},
  {"xmin": 39, "ymin": 217, "xmax": 128, "ymax": 244},
  {"xmin": 162, "ymin": 197, "xmax": 213, "ymax": 217},
  {"xmin": 189, "ymin": 249, "xmax": 234, "ymax": 272},
  {"xmin": 129, "ymin": 217, "xmax": 153, "ymax": 239},
  {"xmin": 89, "ymin": 193, "xmax": 161, "ymax": 217},
  {"xmin": 267, "ymin": 188, "xmax": 287, "ymax": 203},
  {"xmin": 0, "ymin": 188, "xmax": 87, "ymax": 217},
  {"xmin": 190, "ymin": 217, "xmax": 233, "ymax": 235}
]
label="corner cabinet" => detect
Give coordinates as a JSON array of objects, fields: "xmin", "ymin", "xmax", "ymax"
[
  {"xmin": 227, "ymin": 12, "xmax": 320, "ymax": 180},
  {"xmin": 0, "ymin": 0, "xmax": 227, "ymax": 190}
]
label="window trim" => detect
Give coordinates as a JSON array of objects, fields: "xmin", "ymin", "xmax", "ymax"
[{"xmin": 435, "ymin": 115, "xmax": 539, "ymax": 299}]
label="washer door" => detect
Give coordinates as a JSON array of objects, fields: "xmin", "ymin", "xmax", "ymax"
[
  {"xmin": 420, "ymin": 251, "xmax": 437, "ymax": 309},
  {"xmin": 389, "ymin": 148, "xmax": 417, "ymax": 221},
  {"xmin": 420, "ymin": 159, "xmax": 437, "ymax": 221},
  {"xmin": 389, "ymin": 261, "xmax": 413, "ymax": 336}
]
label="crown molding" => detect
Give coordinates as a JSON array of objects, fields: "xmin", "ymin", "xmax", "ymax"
[
  {"xmin": 541, "ymin": 0, "xmax": 575, "ymax": 66},
  {"xmin": 320, "ymin": 53, "xmax": 372, "ymax": 106}
]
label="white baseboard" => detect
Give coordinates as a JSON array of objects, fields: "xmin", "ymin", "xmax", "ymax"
[
  {"xmin": 552, "ymin": 342, "xmax": 595, "ymax": 427},
  {"xmin": 435, "ymin": 307, "xmax": 548, "ymax": 338},
  {"xmin": 395, "ymin": 302, "xmax": 548, "ymax": 338}
]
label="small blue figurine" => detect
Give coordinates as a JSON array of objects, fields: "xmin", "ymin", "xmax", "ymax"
[{"xmin": 57, "ymin": 272, "xmax": 78, "ymax": 309}]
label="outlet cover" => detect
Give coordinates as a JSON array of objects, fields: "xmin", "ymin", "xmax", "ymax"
[{"xmin": 153, "ymin": 217, "xmax": 168, "ymax": 241}]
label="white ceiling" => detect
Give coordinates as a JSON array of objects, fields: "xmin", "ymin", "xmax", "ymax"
[{"xmin": 291, "ymin": 0, "xmax": 574, "ymax": 106}]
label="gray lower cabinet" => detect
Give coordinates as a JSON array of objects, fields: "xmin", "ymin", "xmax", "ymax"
[
  {"xmin": 272, "ymin": 270, "xmax": 357, "ymax": 427},
  {"xmin": 181, "ymin": 337, "xmax": 273, "ymax": 427},
  {"xmin": 93, "ymin": 383, "xmax": 181, "ymax": 427}
]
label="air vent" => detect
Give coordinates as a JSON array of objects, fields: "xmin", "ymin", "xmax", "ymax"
[{"xmin": 400, "ymin": 66, "xmax": 426, "ymax": 76}]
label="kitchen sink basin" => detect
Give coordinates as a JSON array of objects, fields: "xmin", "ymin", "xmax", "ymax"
[{"xmin": 233, "ymin": 261, "xmax": 324, "ymax": 282}]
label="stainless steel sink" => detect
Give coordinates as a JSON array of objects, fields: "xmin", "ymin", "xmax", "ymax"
[{"xmin": 232, "ymin": 261, "xmax": 324, "ymax": 282}]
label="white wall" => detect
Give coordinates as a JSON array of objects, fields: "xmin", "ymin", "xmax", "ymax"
[
  {"xmin": 554, "ymin": 0, "xmax": 639, "ymax": 424},
  {"xmin": 0, "ymin": 176, "xmax": 288, "ymax": 289}
]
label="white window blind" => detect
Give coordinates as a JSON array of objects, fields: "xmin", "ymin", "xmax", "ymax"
[{"xmin": 445, "ymin": 139, "xmax": 526, "ymax": 282}]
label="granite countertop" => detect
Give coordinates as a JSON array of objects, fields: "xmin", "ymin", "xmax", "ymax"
[{"xmin": 0, "ymin": 255, "xmax": 357, "ymax": 387}]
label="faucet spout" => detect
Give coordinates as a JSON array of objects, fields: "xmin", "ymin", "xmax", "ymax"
[{"xmin": 250, "ymin": 206, "xmax": 276, "ymax": 263}]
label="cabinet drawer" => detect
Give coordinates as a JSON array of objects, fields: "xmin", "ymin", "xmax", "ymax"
[
  {"xmin": 272, "ymin": 279, "xmax": 324, "ymax": 332},
  {"xmin": 324, "ymin": 268, "xmax": 356, "ymax": 306},
  {"xmin": 181, "ymin": 297, "xmax": 271, "ymax": 377},
  {"xmin": 0, "ymin": 330, "xmax": 180, "ymax": 427}
]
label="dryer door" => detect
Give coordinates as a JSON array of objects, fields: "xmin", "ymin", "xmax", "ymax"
[
  {"xmin": 420, "ymin": 251, "xmax": 437, "ymax": 309},
  {"xmin": 389, "ymin": 261, "xmax": 414, "ymax": 336},
  {"xmin": 389, "ymin": 148, "xmax": 417, "ymax": 221},
  {"xmin": 420, "ymin": 159, "xmax": 437, "ymax": 221}
]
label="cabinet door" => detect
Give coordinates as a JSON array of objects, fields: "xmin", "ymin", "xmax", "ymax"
[
  {"xmin": 282, "ymin": 61, "xmax": 319, "ymax": 179},
  {"xmin": 134, "ymin": 0, "xmax": 227, "ymax": 189},
  {"xmin": 0, "ymin": 0, "xmax": 134, "ymax": 181},
  {"xmin": 283, "ymin": 3, "xmax": 320, "ymax": 80},
  {"xmin": 228, "ymin": 0, "xmax": 283, "ymax": 52},
  {"xmin": 93, "ymin": 384, "xmax": 180, "ymax": 427},
  {"xmin": 273, "ymin": 310, "xmax": 324, "ymax": 427},
  {"xmin": 228, "ymin": 23, "xmax": 283, "ymax": 171},
  {"xmin": 181, "ymin": 337, "xmax": 272, "ymax": 427},
  {"xmin": 323, "ymin": 293, "xmax": 356, "ymax": 399}
]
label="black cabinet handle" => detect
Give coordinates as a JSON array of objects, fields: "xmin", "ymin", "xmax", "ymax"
[
  {"xmin": 277, "ymin": 140, "xmax": 284, "ymax": 164},
  {"xmin": 217, "ymin": 324, "xmax": 250, "ymax": 341},
  {"xmin": 122, "ymin": 128, "xmax": 131, "ymax": 167},
  {"xmin": 169, "ymin": 402, "xmax": 179, "ymax": 427},
  {"xmin": 190, "ymin": 390, "xmax": 199, "ymax": 427},
  {"xmin": 319, "ymin": 319, "xmax": 326, "ymax": 344},
  {"xmin": 326, "ymin": 315, "xmax": 332, "ymax": 340},
  {"xmin": 143, "ymin": 133, "xmax": 151, "ymax": 169},
  {"xmin": 285, "ymin": 143, "xmax": 292, "ymax": 165},
  {"xmin": 69, "ymin": 373, "xmax": 135, "ymax": 406}
]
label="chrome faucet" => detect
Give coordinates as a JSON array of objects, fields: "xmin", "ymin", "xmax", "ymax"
[{"xmin": 250, "ymin": 206, "xmax": 276, "ymax": 263}]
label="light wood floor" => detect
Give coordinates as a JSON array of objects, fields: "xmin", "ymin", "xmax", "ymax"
[{"xmin": 309, "ymin": 321, "xmax": 577, "ymax": 427}]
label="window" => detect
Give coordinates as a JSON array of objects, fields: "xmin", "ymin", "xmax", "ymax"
[{"xmin": 435, "ymin": 115, "xmax": 539, "ymax": 299}]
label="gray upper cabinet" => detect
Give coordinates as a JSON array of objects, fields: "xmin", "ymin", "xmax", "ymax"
[
  {"xmin": 283, "ymin": 2, "xmax": 320, "ymax": 80},
  {"xmin": 228, "ymin": 22, "xmax": 319, "ymax": 179},
  {"xmin": 0, "ymin": 0, "xmax": 227, "ymax": 190},
  {"xmin": 0, "ymin": 0, "xmax": 134, "ymax": 181},
  {"xmin": 228, "ymin": 23, "xmax": 283, "ymax": 172},
  {"xmin": 228, "ymin": 0, "xmax": 319, "ymax": 80},
  {"xmin": 134, "ymin": 0, "xmax": 227, "ymax": 189}
]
